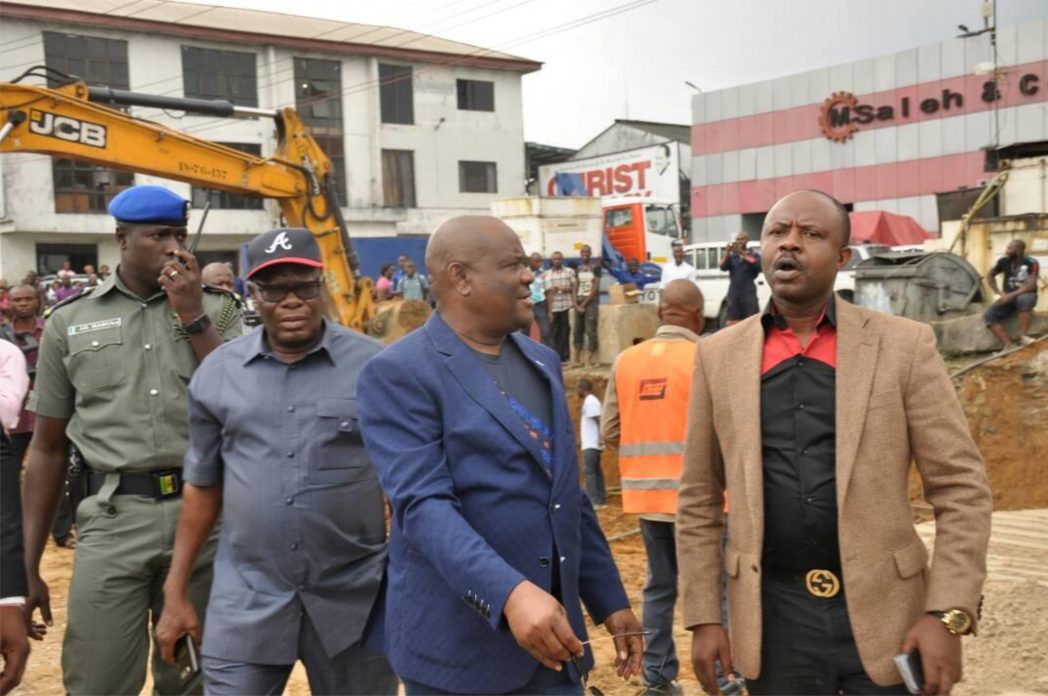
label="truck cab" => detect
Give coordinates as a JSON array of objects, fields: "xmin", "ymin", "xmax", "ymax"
[{"xmin": 602, "ymin": 198, "xmax": 681, "ymax": 265}]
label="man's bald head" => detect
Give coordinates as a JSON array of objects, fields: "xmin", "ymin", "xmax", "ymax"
[
  {"xmin": 425, "ymin": 215, "xmax": 534, "ymax": 339},
  {"xmin": 426, "ymin": 215, "xmax": 516, "ymax": 297},
  {"xmin": 658, "ymin": 279, "xmax": 704, "ymax": 334},
  {"xmin": 201, "ymin": 262, "xmax": 235, "ymax": 292}
]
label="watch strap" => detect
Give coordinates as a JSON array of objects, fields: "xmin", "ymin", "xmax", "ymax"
[
  {"xmin": 928, "ymin": 609, "xmax": 973, "ymax": 635},
  {"xmin": 181, "ymin": 313, "xmax": 212, "ymax": 335}
]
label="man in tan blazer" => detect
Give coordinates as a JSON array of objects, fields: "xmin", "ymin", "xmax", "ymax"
[{"xmin": 677, "ymin": 190, "xmax": 992, "ymax": 696}]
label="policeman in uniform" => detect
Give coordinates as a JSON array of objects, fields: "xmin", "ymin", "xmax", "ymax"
[{"xmin": 21, "ymin": 185, "xmax": 242, "ymax": 695}]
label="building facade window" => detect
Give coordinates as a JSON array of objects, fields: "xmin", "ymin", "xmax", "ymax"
[
  {"xmin": 43, "ymin": 31, "xmax": 129, "ymax": 87},
  {"xmin": 36, "ymin": 243, "xmax": 98, "ymax": 276},
  {"xmin": 382, "ymin": 150, "xmax": 416, "ymax": 207},
  {"xmin": 294, "ymin": 57, "xmax": 346, "ymax": 199},
  {"xmin": 44, "ymin": 32, "xmax": 133, "ymax": 214},
  {"xmin": 52, "ymin": 161, "xmax": 135, "ymax": 214},
  {"xmin": 194, "ymin": 251, "xmax": 241, "ymax": 275},
  {"xmin": 379, "ymin": 64, "xmax": 414, "ymax": 125},
  {"xmin": 457, "ymin": 79, "xmax": 494, "ymax": 111},
  {"xmin": 182, "ymin": 46, "xmax": 258, "ymax": 107},
  {"xmin": 459, "ymin": 161, "xmax": 497, "ymax": 193},
  {"xmin": 191, "ymin": 143, "xmax": 264, "ymax": 210}
]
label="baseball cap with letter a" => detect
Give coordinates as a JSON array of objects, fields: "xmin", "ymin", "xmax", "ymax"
[{"xmin": 245, "ymin": 228, "xmax": 324, "ymax": 279}]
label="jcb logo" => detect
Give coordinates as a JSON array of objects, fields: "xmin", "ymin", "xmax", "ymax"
[{"xmin": 28, "ymin": 109, "xmax": 107, "ymax": 148}]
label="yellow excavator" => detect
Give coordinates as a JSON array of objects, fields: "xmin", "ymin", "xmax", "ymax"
[{"xmin": 1, "ymin": 66, "xmax": 427, "ymax": 339}]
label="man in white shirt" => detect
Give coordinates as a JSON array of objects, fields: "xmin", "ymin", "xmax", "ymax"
[
  {"xmin": 661, "ymin": 240, "xmax": 697, "ymax": 287},
  {"xmin": 578, "ymin": 379, "xmax": 606, "ymax": 509}
]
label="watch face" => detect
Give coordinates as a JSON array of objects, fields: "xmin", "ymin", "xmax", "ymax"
[{"xmin": 947, "ymin": 610, "xmax": 972, "ymax": 633}]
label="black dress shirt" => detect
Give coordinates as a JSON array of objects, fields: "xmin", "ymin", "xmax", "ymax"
[{"xmin": 759, "ymin": 298, "xmax": 841, "ymax": 574}]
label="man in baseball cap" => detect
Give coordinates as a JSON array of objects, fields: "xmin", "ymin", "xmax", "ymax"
[
  {"xmin": 157, "ymin": 228, "xmax": 396, "ymax": 695},
  {"xmin": 244, "ymin": 227, "xmax": 324, "ymax": 279}
]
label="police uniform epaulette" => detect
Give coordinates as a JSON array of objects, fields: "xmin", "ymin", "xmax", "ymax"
[
  {"xmin": 202, "ymin": 284, "xmax": 244, "ymax": 335},
  {"xmin": 202, "ymin": 283, "xmax": 243, "ymax": 306},
  {"xmin": 43, "ymin": 287, "xmax": 95, "ymax": 318}
]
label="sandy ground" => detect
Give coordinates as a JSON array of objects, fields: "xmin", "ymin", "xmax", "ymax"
[
  {"xmin": 13, "ymin": 344, "xmax": 1048, "ymax": 695},
  {"xmin": 13, "ymin": 503, "xmax": 1048, "ymax": 696}
]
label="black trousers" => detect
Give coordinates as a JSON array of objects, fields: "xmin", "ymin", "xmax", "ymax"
[
  {"xmin": 6, "ymin": 432, "xmax": 74, "ymax": 544},
  {"xmin": 549, "ymin": 310, "xmax": 571, "ymax": 362},
  {"xmin": 1, "ymin": 432, "xmax": 27, "ymax": 597},
  {"xmin": 748, "ymin": 575, "xmax": 908, "ymax": 695}
]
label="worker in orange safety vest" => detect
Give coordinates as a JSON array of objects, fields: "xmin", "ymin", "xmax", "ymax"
[{"xmin": 602, "ymin": 279, "xmax": 709, "ymax": 696}]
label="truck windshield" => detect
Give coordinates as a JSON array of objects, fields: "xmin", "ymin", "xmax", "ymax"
[
  {"xmin": 605, "ymin": 207, "xmax": 633, "ymax": 227},
  {"xmin": 644, "ymin": 205, "xmax": 676, "ymax": 237}
]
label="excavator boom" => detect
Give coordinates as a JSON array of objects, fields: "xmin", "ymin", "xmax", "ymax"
[{"xmin": 1, "ymin": 76, "xmax": 373, "ymax": 332}]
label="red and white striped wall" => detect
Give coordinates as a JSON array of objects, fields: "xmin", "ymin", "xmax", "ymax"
[{"xmin": 690, "ymin": 19, "xmax": 1048, "ymax": 241}]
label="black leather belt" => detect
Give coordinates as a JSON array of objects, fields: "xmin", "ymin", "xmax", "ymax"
[
  {"xmin": 766, "ymin": 565, "xmax": 843, "ymax": 598},
  {"xmin": 87, "ymin": 469, "xmax": 183, "ymax": 499}
]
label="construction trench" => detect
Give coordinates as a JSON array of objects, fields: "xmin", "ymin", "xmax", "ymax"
[{"xmin": 16, "ymin": 340, "xmax": 1047, "ymax": 696}]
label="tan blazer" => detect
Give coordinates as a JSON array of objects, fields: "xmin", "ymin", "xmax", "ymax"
[{"xmin": 676, "ymin": 299, "xmax": 992, "ymax": 686}]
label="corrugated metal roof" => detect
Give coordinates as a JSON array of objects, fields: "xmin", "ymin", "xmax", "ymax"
[
  {"xmin": 614, "ymin": 119, "xmax": 691, "ymax": 144},
  {"xmin": 1, "ymin": 0, "xmax": 541, "ymax": 72}
]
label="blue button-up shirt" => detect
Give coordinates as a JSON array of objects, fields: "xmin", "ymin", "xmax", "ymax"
[{"xmin": 183, "ymin": 320, "xmax": 386, "ymax": 663}]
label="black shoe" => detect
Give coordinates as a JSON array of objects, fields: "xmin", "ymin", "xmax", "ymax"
[{"xmin": 643, "ymin": 681, "xmax": 683, "ymax": 696}]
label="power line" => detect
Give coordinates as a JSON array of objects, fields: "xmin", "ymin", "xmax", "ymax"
[
  {"xmin": 3, "ymin": 0, "xmax": 658, "ymax": 167},
  {"xmin": 124, "ymin": 0, "xmax": 543, "ymax": 122},
  {"xmin": 181, "ymin": 0, "xmax": 655, "ymax": 137},
  {"xmin": 1, "ymin": 0, "xmax": 530, "ymax": 113}
]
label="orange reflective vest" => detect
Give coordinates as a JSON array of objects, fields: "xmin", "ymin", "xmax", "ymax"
[{"xmin": 615, "ymin": 336, "xmax": 696, "ymax": 515}]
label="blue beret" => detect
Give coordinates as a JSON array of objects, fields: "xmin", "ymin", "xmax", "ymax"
[{"xmin": 108, "ymin": 185, "xmax": 189, "ymax": 226}]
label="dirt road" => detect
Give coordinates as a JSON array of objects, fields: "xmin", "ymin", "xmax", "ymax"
[
  {"xmin": 14, "ymin": 504, "xmax": 1048, "ymax": 695},
  {"xmin": 13, "ymin": 347, "xmax": 1047, "ymax": 694}
]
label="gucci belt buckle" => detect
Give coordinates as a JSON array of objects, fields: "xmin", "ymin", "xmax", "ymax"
[{"xmin": 804, "ymin": 569, "xmax": 841, "ymax": 598}]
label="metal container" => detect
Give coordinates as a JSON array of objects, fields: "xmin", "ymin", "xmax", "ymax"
[
  {"xmin": 490, "ymin": 196, "xmax": 603, "ymax": 260},
  {"xmin": 854, "ymin": 251, "xmax": 984, "ymax": 322}
]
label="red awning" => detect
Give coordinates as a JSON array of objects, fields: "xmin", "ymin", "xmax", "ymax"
[{"xmin": 848, "ymin": 210, "xmax": 933, "ymax": 245}]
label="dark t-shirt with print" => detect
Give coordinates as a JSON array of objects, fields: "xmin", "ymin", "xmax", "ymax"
[{"xmin": 993, "ymin": 255, "xmax": 1039, "ymax": 293}]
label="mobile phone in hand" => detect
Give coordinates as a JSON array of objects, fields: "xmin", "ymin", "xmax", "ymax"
[
  {"xmin": 175, "ymin": 634, "xmax": 200, "ymax": 686},
  {"xmin": 893, "ymin": 650, "xmax": 923, "ymax": 695}
]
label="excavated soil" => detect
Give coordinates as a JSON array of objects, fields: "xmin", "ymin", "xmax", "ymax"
[{"xmin": 950, "ymin": 340, "xmax": 1048, "ymax": 511}]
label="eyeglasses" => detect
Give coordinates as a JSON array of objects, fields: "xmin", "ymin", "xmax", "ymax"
[{"xmin": 252, "ymin": 279, "xmax": 323, "ymax": 303}]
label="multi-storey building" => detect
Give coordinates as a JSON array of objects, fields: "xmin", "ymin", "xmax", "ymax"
[
  {"xmin": 690, "ymin": 19, "xmax": 1047, "ymax": 242},
  {"xmin": 0, "ymin": 0, "xmax": 539, "ymax": 279}
]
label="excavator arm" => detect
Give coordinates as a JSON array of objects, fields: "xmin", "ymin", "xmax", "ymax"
[{"xmin": 1, "ymin": 76, "xmax": 373, "ymax": 332}]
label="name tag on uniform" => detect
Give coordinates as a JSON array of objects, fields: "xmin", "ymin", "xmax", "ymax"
[{"xmin": 68, "ymin": 318, "xmax": 122, "ymax": 336}]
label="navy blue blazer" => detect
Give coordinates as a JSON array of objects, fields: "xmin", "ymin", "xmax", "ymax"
[{"xmin": 358, "ymin": 313, "xmax": 630, "ymax": 694}]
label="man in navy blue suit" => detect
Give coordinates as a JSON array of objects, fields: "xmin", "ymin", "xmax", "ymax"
[{"xmin": 359, "ymin": 215, "xmax": 643, "ymax": 695}]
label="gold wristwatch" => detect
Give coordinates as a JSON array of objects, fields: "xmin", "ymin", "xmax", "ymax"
[{"xmin": 929, "ymin": 609, "xmax": 974, "ymax": 635}]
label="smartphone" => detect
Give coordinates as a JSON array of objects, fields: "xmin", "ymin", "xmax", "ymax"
[
  {"xmin": 721, "ymin": 676, "xmax": 747, "ymax": 696},
  {"xmin": 893, "ymin": 650, "xmax": 923, "ymax": 695},
  {"xmin": 175, "ymin": 634, "xmax": 200, "ymax": 686}
]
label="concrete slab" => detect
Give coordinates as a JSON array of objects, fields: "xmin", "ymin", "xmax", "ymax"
[
  {"xmin": 931, "ymin": 310, "xmax": 1048, "ymax": 355},
  {"xmin": 595, "ymin": 303, "xmax": 660, "ymax": 365}
]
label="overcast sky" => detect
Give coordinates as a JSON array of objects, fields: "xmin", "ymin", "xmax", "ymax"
[{"xmin": 182, "ymin": 0, "xmax": 1046, "ymax": 148}]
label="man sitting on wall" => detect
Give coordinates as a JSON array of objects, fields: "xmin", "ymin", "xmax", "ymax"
[{"xmin": 984, "ymin": 239, "xmax": 1039, "ymax": 352}]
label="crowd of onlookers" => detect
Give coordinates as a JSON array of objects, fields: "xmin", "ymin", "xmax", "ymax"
[
  {"xmin": 373, "ymin": 254, "xmax": 431, "ymax": 303},
  {"xmin": 0, "ymin": 261, "xmax": 112, "ymax": 318},
  {"xmin": 0, "ymin": 267, "xmax": 80, "ymax": 552}
]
